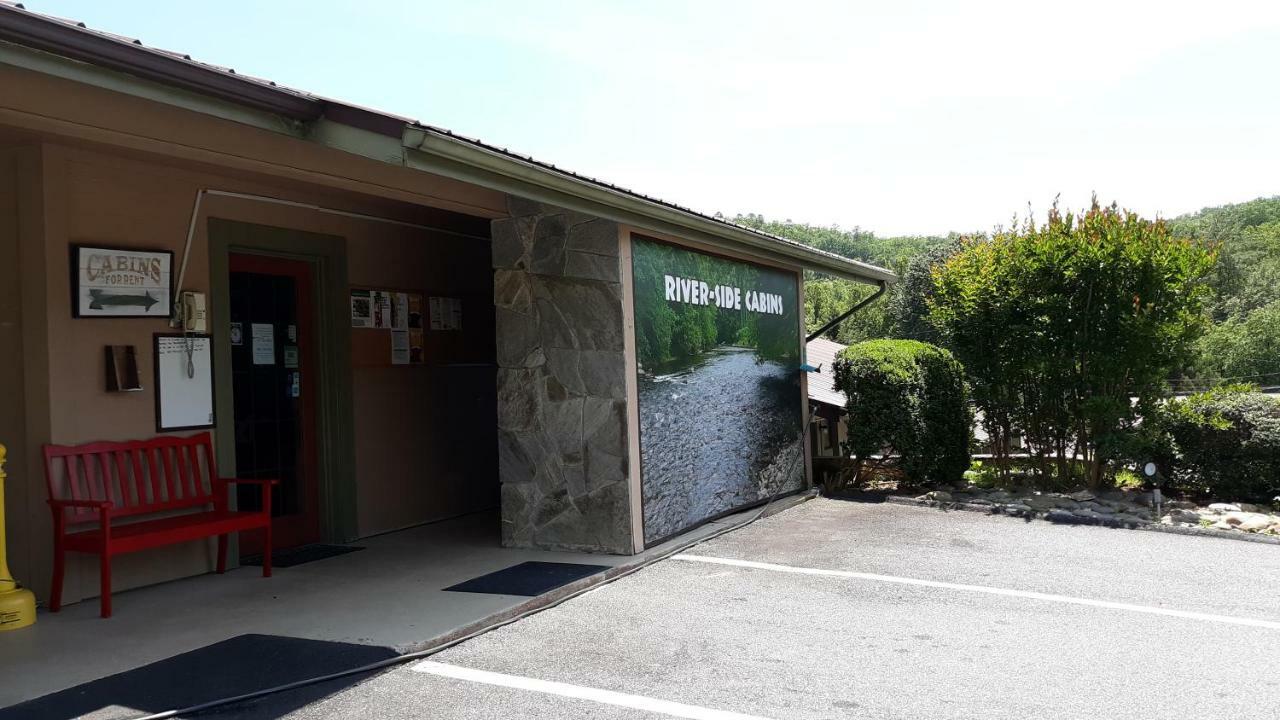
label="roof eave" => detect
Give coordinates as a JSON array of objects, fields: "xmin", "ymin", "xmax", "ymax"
[
  {"xmin": 0, "ymin": 4, "xmax": 319, "ymax": 120},
  {"xmin": 404, "ymin": 125, "xmax": 896, "ymax": 285},
  {"xmin": 0, "ymin": 3, "xmax": 897, "ymax": 284}
]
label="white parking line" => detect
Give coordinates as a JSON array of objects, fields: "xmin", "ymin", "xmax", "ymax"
[
  {"xmin": 411, "ymin": 661, "xmax": 773, "ymax": 720},
  {"xmin": 673, "ymin": 554, "xmax": 1280, "ymax": 630}
]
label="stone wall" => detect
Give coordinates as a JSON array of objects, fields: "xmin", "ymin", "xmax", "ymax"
[{"xmin": 491, "ymin": 197, "xmax": 634, "ymax": 554}]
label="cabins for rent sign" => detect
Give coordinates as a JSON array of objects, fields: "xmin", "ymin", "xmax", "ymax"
[
  {"xmin": 73, "ymin": 245, "xmax": 173, "ymax": 317},
  {"xmin": 663, "ymin": 275, "xmax": 786, "ymax": 316}
]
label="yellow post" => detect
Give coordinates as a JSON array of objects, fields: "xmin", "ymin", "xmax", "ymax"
[{"xmin": 0, "ymin": 443, "xmax": 36, "ymax": 631}]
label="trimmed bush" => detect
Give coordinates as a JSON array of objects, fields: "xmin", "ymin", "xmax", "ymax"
[
  {"xmin": 833, "ymin": 339, "xmax": 971, "ymax": 485},
  {"xmin": 1159, "ymin": 387, "xmax": 1280, "ymax": 502}
]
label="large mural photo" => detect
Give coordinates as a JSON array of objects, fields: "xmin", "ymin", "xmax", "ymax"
[{"xmin": 631, "ymin": 236, "xmax": 805, "ymax": 544}]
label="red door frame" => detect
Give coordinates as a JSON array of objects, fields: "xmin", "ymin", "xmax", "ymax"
[{"xmin": 228, "ymin": 252, "xmax": 321, "ymax": 553}]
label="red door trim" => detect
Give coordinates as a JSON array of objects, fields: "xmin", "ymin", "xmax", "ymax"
[{"xmin": 229, "ymin": 252, "xmax": 321, "ymax": 553}]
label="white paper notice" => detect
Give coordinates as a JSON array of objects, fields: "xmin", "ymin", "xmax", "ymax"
[
  {"xmin": 428, "ymin": 296, "xmax": 444, "ymax": 330},
  {"xmin": 391, "ymin": 329, "xmax": 410, "ymax": 365},
  {"xmin": 351, "ymin": 290, "xmax": 372, "ymax": 328},
  {"xmin": 373, "ymin": 291, "xmax": 392, "ymax": 329},
  {"xmin": 428, "ymin": 296, "xmax": 462, "ymax": 330},
  {"xmin": 448, "ymin": 297, "xmax": 462, "ymax": 330},
  {"xmin": 251, "ymin": 323, "xmax": 275, "ymax": 365},
  {"xmin": 393, "ymin": 292, "xmax": 410, "ymax": 330}
]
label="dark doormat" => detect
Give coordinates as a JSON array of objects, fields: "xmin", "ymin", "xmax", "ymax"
[
  {"xmin": 242, "ymin": 544, "xmax": 364, "ymax": 568},
  {"xmin": 444, "ymin": 561, "xmax": 610, "ymax": 596},
  {"xmin": 0, "ymin": 634, "xmax": 398, "ymax": 720}
]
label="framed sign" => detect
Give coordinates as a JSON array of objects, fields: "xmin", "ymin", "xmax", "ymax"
[
  {"xmin": 154, "ymin": 333, "xmax": 215, "ymax": 431},
  {"xmin": 71, "ymin": 245, "xmax": 173, "ymax": 318}
]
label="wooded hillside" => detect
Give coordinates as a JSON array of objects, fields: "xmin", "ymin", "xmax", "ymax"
[{"xmin": 736, "ymin": 195, "xmax": 1280, "ymax": 387}]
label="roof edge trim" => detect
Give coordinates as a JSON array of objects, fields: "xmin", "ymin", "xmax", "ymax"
[
  {"xmin": 404, "ymin": 126, "xmax": 896, "ymax": 284},
  {"xmin": 0, "ymin": 4, "xmax": 319, "ymax": 120}
]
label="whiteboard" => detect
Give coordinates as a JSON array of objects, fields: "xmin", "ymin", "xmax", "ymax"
[{"xmin": 154, "ymin": 334, "xmax": 216, "ymax": 431}]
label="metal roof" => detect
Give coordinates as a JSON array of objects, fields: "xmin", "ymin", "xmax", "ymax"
[
  {"xmin": 806, "ymin": 337, "xmax": 848, "ymax": 409},
  {"xmin": 0, "ymin": 1, "xmax": 895, "ymax": 284}
]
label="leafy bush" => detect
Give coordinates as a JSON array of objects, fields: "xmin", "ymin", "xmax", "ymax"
[
  {"xmin": 963, "ymin": 460, "xmax": 999, "ymax": 488},
  {"xmin": 928, "ymin": 199, "xmax": 1217, "ymax": 487},
  {"xmin": 1159, "ymin": 387, "xmax": 1280, "ymax": 502},
  {"xmin": 1113, "ymin": 468, "xmax": 1144, "ymax": 489},
  {"xmin": 833, "ymin": 339, "xmax": 971, "ymax": 485}
]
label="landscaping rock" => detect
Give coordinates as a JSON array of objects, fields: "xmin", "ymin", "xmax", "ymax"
[
  {"xmin": 900, "ymin": 481, "xmax": 1280, "ymax": 543},
  {"xmin": 1110, "ymin": 513, "xmax": 1144, "ymax": 525},
  {"xmin": 1025, "ymin": 495, "xmax": 1058, "ymax": 510},
  {"xmin": 1045, "ymin": 509, "xmax": 1080, "ymax": 523},
  {"xmin": 1224, "ymin": 512, "xmax": 1273, "ymax": 532}
]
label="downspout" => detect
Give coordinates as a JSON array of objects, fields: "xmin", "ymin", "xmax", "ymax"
[{"xmin": 805, "ymin": 281, "xmax": 888, "ymax": 342}]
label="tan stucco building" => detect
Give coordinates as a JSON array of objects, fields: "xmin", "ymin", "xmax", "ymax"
[{"xmin": 0, "ymin": 4, "xmax": 893, "ymax": 610}]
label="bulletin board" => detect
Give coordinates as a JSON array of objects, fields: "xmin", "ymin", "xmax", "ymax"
[
  {"xmin": 154, "ymin": 333, "xmax": 216, "ymax": 431},
  {"xmin": 349, "ymin": 286, "xmax": 437, "ymax": 368}
]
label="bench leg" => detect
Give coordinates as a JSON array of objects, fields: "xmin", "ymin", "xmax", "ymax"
[
  {"xmin": 216, "ymin": 534, "xmax": 228, "ymax": 574},
  {"xmin": 262, "ymin": 524, "xmax": 272, "ymax": 578},
  {"xmin": 50, "ymin": 537, "xmax": 65, "ymax": 613},
  {"xmin": 99, "ymin": 552, "xmax": 112, "ymax": 619}
]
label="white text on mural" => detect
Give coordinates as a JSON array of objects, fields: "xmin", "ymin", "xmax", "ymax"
[{"xmin": 663, "ymin": 275, "xmax": 784, "ymax": 315}]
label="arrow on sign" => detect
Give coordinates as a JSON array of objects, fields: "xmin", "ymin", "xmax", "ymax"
[{"xmin": 88, "ymin": 290, "xmax": 159, "ymax": 311}]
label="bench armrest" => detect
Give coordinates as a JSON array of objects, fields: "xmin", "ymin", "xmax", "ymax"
[
  {"xmin": 47, "ymin": 499, "xmax": 113, "ymax": 509},
  {"xmin": 215, "ymin": 478, "xmax": 277, "ymax": 516}
]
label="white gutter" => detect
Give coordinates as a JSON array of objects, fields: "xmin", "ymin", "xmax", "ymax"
[{"xmin": 402, "ymin": 126, "xmax": 896, "ymax": 285}]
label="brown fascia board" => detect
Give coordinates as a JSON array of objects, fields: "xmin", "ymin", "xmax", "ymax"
[
  {"xmin": 0, "ymin": 4, "xmax": 321, "ymax": 121},
  {"xmin": 319, "ymin": 102, "xmax": 409, "ymax": 137}
]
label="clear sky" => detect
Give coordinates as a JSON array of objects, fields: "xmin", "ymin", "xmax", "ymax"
[{"xmin": 26, "ymin": 0, "xmax": 1280, "ymax": 236}]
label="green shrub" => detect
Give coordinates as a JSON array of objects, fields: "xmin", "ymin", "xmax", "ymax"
[
  {"xmin": 928, "ymin": 200, "xmax": 1217, "ymax": 487},
  {"xmin": 1113, "ymin": 468, "xmax": 1144, "ymax": 489},
  {"xmin": 1160, "ymin": 387, "xmax": 1280, "ymax": 502},
  {"xmin": 963, "ymin": 460, "xmax": 999, "ymax": 488},
  {"xmin": 833, "ymin": 339, "xmax": 971, "ymax": 485}
]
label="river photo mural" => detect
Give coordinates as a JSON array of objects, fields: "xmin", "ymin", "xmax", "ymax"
[{"xmin": 631, "ymin": 236, "xmax": 804, "ymax": 545}]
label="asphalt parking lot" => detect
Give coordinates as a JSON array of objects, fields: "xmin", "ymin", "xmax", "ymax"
[{"xmin": 276, "ymin": 498, "xmax": 1280, "ymax": 719}]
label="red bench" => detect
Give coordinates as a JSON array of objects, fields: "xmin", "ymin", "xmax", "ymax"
[{"xmin": 43, "ymin": 432, "xmax": 275, "ymax": 618}]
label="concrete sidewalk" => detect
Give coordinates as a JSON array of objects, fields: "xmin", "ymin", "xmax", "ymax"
[
  {"xmin": 273, "ymin": 499, "xmax": 1280, "ymax": 719},
  {"xmin": 0, "ymin": 506, "xmax": 764, "ymax": 711}
]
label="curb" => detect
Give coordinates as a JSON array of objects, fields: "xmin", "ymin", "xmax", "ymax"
[{"xmin": 869, "ymin": 494, "xmax": 1280, "ymax": 547}]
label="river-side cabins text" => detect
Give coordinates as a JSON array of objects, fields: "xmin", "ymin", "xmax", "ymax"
[{"xmin": 663, "ymin": 274, "xmax": 785, "ymax": 315}]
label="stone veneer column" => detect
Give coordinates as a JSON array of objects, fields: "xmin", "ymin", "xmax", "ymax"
[{"xmin": 491, "ymin": 196, "xmax": 634, "ymax": 553}]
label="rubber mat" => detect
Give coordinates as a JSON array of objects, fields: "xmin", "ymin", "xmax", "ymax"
[{"xmin": 444, "ymin": 561, "xmax": 610, "ymax": 596}]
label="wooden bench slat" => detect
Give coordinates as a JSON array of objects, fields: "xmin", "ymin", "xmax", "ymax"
[{"xmin": 129, "ymin": 448, "xmax": 147, "ymax": 506}]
